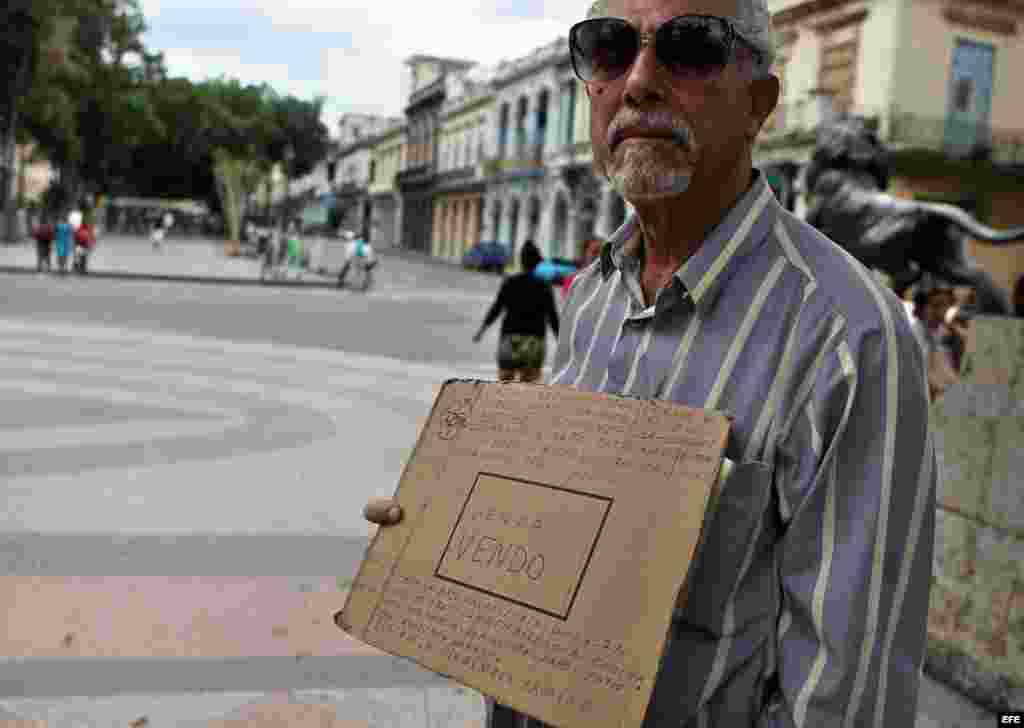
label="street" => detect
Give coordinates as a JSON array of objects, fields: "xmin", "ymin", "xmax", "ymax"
[
  {"xmin": 0, "ymin": 246, "xmax": 520, "ymax": 725},
  {"xmin": 0, "ymin": 242, "xmax": 998, "ymax": 726}
]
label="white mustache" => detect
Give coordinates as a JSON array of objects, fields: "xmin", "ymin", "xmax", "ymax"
[{"xmin": 608, "ymin": 111, "xmax": 692, "ymax": 148}]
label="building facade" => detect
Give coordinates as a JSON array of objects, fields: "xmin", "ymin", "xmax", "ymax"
[
  {"xmin": 481, "ymin": 37, "xmax": 628, "ymax": 269},
  {"xmin": 367, "ymin": 120, "xmax": 407, "ymax": 247},
  {"xmin": 759, "ymin": 0, "xmax": 1024, "ymax": 293},
  {"xmin": 397, "ymin": 55, "xmax": 476, "ymax": 253},
  {"xmin": 333, "ymin": 113, "xmax": 402, "ymax": 237},
  {"xmin": 432, "ymin": 69, "xmax": 494, "ymax": 261}
]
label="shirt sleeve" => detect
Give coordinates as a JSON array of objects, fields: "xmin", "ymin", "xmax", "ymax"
[
  {"xmin": 481, "ymin": 279, "xmax": 509, "ymax": 330},
  {"xmin": 759, "ymin": 323, "xmax": 936, "ymax": 727}
]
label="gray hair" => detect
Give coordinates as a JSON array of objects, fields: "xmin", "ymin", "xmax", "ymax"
[{"xmin": 586, "ymin": 0, "xmax": 776, "ymax": 79}]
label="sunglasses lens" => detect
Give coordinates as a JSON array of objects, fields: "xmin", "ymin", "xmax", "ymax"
[
  {"xmin": 570, "ymin": 18, "xmax": 637, "ymax": 82},
  {"xmin": 657, "ymin": 17, "xmax": 731, "ymax": 79}
]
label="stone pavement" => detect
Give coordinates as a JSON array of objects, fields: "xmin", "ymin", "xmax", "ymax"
[
  {"xmin": 0, "ymin": 234, "xmax": 361, "ymax": 286},
  {"xmin": 0, "ymin": 253, "xmax": 1004, "ymax": 726}
]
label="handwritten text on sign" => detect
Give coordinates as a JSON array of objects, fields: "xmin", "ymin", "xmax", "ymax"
[{"xmin": 436, "ymin": 473, "xmax": 613, "ymax": 619}]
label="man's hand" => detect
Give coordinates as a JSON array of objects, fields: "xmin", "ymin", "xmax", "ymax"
[
  {"xmin": 363, "ymin": 497, "xmax": 404, "ymax": 525},
  {"xmin": 472, "ymin": 331, "xmax": 484, "ymax": 344}
]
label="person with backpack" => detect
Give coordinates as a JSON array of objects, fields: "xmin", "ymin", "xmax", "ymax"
[{"xmin": 73, "ymin": 220, "xmax": 97, "ymax": 274}]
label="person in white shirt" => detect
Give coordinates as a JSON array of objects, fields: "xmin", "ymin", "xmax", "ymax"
[{"xmin": 337, "ymin": 230, "xmax": 376, "ymax": 287}]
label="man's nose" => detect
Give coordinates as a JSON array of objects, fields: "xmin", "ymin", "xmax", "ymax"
[{"xmin": 623, "ymin": 42, "xmax": 668, "ymax": 105}]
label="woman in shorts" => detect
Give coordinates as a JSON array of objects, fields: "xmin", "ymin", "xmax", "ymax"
[{"xmin": 472, "ymin": 240, "xmax": 560, "ymax": 383}]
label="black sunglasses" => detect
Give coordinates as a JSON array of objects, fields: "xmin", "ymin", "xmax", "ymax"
[{"xmin": 569, "ymin": 14, "xmax": 746, "ymax": 83}]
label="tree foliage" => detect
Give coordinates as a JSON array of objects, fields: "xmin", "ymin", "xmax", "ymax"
[{"xmin": 10, "ymin": 0, "xmax": 333, "ymax": 217}]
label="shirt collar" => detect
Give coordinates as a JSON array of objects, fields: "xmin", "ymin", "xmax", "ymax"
[{"xmin": 600, "ymin": 170, "xmax": 779, "ymax": 315}]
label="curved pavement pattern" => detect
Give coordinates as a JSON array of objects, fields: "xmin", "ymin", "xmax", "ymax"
[
  {"xmin": 0, "ymin": 316, "xmax": 489, "ymax": 726},
  {"xmin": 0, "ymin": 313, "xmax": 997, "ymax": 727}
]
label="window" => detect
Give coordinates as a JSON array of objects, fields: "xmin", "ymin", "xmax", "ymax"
[
  {"xmin": 766, "ymin": 37, "xmax": 793, "ymax": 132},
  {"xmin": 818, "ymin": 22, "xmax": 862, "ymax": 115},
  {"xmin": 498, "ymin": 103, "xmax": 510, "ymax": 158}
]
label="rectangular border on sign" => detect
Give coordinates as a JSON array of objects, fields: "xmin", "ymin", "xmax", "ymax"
[{"xmin": 434, "ymin": 471, "xmax": 614, "ymax": 620}]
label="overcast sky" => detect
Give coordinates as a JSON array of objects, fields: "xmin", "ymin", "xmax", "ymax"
[{"xmin": 138, "ymin": 0, "xmax": 587, "ymax": 135}]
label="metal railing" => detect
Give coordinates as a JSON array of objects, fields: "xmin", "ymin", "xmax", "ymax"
[
  {"xmin": 483, "ymin": 144, "xmax": 547, "ymax": 176},
  {"xmin": 757, "ymin": 101, "xmax": 1024, "ymax": 167},
  {"xmin": 886, "ymin": 111, "xmax": 1024, "ymax": 166}
]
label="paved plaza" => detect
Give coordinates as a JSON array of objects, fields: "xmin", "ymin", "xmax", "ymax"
[{"xmin": 0, "ymin": 239, "xmax": 1001, "ymax": 726}]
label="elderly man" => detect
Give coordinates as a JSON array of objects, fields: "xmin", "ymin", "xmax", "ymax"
[{"xmin": 365, "ymin": 0, "xmax": 935, "ymax": 724}]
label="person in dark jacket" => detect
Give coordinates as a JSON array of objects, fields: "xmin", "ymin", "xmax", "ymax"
[
  {"xmin": 473, "ymin": 240, "xmax": 560, "ymax": 383},
  {"xmin": 33, "ymin": 216, "xmax": 55, "ymax": 272}
]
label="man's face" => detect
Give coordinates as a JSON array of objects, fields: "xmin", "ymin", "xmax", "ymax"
[{"xmin": 584, "ymin": 0, "xmax": 778, "ymax": 202}]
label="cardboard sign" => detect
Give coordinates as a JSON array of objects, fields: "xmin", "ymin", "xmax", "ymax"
[{"xmin": 338, "ymin": 380, "xmax": 730, "ymax": 728}]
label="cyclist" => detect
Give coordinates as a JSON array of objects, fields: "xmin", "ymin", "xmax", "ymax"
[{"xmin": 337, "ymin": 230, "xmax": 376, "ymax": 288}]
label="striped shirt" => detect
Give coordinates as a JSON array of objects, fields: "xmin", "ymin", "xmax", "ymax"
[{"xmin": 526, "ymin": 171, "xmax": 935, "ymax": 727}]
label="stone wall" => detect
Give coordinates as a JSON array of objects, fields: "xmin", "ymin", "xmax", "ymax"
[{"xmin": 928, "ymin": 315, "xmax": 1024, "ymax": 710}]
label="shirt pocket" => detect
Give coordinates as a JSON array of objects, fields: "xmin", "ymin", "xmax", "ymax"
[{"xmin": 674, "ymin": 459, "xmax": 773, "ymax": 638}]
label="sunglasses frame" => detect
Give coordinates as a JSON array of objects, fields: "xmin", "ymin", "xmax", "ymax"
[{"xmin": 568, "ymin": 14, "xmax": 742, "ymax": 84}]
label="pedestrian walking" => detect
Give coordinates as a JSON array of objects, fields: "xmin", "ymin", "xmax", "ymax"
[
  {"xmin": 54, "ymin": 215, "xmax": 74, "ymax": 274},
  {"xmin": 150, "ymin": 216, "xmax": 165, "ymax": 250},
  {"xmin": 366, "ymin": 0, "xmax": 936, "ymax": 724},
  {"xmin": 73, "ymin": 220, "xmax": 97, "ymax": 274},
  {"xmin": 286, "ymin": 221, "xmax": 304, "ymax": 273},
  {"xmin": 32, "ymin": 216, "xmax": 55, "ymax": 272},
  {"xmin": 472, "ymin": 240, "xmax": 560, "ymax": 383}
]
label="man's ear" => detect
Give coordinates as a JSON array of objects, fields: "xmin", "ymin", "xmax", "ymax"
[{"xmin": 748, "ymin": 74, "xmax": 781, "ymax": 138}]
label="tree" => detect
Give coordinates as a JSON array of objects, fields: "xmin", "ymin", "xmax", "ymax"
[
  {"xmin": 1, "ymin": 1, "xmax": 53, "ymax": 238},
  {"xmin": 264, "ymin": 93, "xmax": 331, "ymax": 180},
  {"xmin": 12, "ymin": 0, "xmax": 334, "ymax": 236},
  {"xmin": 212, "ymin": 148, "xmax": 266, "ymax": 246},
  {"xmin": 68, "ymin": 0, "xmax": 165, "ymax": 199}
]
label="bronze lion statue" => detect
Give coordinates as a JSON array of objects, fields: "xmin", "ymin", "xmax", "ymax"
[{"xmin": 804, "ymin": 116, "xmax": 1024, "ymax": 315}]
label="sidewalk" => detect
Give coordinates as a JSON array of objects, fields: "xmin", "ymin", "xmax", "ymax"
[
  {"xmin": 0, "ymin": 572, "xmax": 998, "ymax": 727},
  {"xmin": 0, "ymin": 235, "xmax": 340, "ymax": 287}
]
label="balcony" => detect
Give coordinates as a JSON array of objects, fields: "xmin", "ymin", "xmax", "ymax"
[
  {"xmin": 886, "ymin": 111, "xmax": 1024, "ymax": 166},
  {"xmin": 756, "ymin": 101, "xmax": 1024, "ymax": 168},
  {"xmin": 545, "ymin": 141, "xmax": 592, "ymax": 168},
  {"xmin": 396, "ymin": 164, "xmax": 436, "ymax": 188},
  {"xmin": 483, "ymin": 144, "xmax": 546, "ymax": 177},
  {"xmin": 408, "ymin": 77, "xmax": 446, "ymax": 109},
  {"xmin": 435, "ymin": 167, "xmax": 478, "ymax": 188}
]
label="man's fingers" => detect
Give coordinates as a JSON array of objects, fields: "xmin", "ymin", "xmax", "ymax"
[{"xmin": 363, "ymin": 498, "xmax": 403, "ymax": 525}]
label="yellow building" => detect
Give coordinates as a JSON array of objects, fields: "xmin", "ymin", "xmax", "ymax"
[
  {"xmin": 758, "ymin": 0, "xmax": 1024, "ymax": 296},
  {"xmin": 367, "ymin": 121, "xmax": 407, "ymax": 248},
  {"xmin": 432, "ymin": 74, "xmax": 493, "ymax": 261}
]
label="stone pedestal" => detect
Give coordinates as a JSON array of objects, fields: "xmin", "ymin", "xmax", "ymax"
[{"xmin": 928, "ymin": 316, "xmax": 1024, "ymax": 711}]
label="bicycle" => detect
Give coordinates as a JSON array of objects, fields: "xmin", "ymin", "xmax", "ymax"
[{"xmin": 337, "ymin": 256, "xmax": 375, "ymax": 292}]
